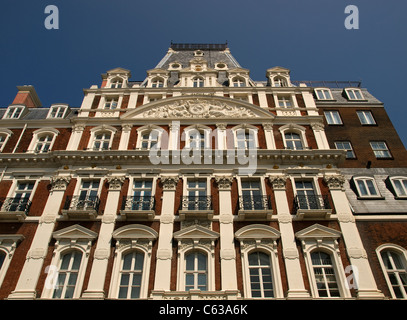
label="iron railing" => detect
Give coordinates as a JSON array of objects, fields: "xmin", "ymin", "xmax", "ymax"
[
  {"xmin": 180, "ymin": 196, "xmax": 212, "ymax": 211},
  {"xmin": 0, "ymin": 197, "xmax": 32, "ymax": 214},
  {"xmin": 238, "ymin": 195, "xmax": 271, "ymax": 211},
  {"xmin": 121, "ymin": 196, "xmax": 155, "ymax": 211},
  {"xmin": 294, "ymin": 195, "xmax": 330, "ymax": 211},
  {"xmin": 63, "ymin": 196, "xmax": 100, "ymax": 212}
]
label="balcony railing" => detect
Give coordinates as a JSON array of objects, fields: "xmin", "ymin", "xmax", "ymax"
[
  {"xmin": 294, "ymin": 195, "xmax": 331, "ymax": 211},
  {"xmin": 180, "ymin": 196, "xmax": 212, "ymax": 211},
  {"xmin": 0, "ymin": 197, "xmax": 32, "ymax": 215},
  {"xmin": 238, "ymin": 195, "xmax": 271, "ymax": 211},
  {"xmin": 63, "ymin": 196, "xmax": 100, "ymax": 212},
  {"xmin": 121, "ymin": 196, "xmax": 155, "ymax": 211}
]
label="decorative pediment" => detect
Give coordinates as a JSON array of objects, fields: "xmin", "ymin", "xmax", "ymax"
[
  {"xmin": 235, "ymin": 224, "xmax": 281, "ymax": 240},
  {"xmin": 121, "ymin": 96, "xmax": 274, "ymax": 120},
  {"xmin": 106, "ymin": 67, "xmax": 131, "ymax": 75},
  {"xmin": 267, "ymin": 66, "xmax": 290, "ymax": 74},
  {"xmin": 52, "ymin": 224, "xmax": 98, "ymax": 241},
  {"xmin": 112, "ymin": 224, "xmax": 158, "ymax": 240},
  {"xmin": 173, "ymin": 224, "xmax": 219, "ymax": 241},
  {"xmin": 295, "ymin": 224, "xmax": 341, "ymax": 240}
]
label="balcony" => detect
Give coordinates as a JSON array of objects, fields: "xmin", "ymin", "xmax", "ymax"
[
  {"xmin": 61, "ymin": 196, "xmax": 100, "ymax": 220},
  {"xmin": 238, "ymin": 195, "xmax": 273, "ymax": 221},
  {"xmin": 120, "ymin": 196, "xmax": 156, "ymax": 221},
  {"xmin": 0, "ymin": 198, "xmax": 31, "ymax": 222},
  {"xmin": 179, "ymin": 196, "xmax": 214, "ymax": 221},
  {"xmin": 294, "ymin": 195, "xmax": 332, "ymax": 220}
]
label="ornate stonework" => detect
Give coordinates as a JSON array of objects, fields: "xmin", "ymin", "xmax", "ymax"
[
  {"xmin": 324, "ymin": 174, "xmax": 345, "ymax": 190},
  {"xmin": 268, "ymin": 175, "xmax": 287, "ymax": 190},
  {"xmin": 215, "ymin": 176, "xmax": 234, "ymax": 190},
  {"xmin": 50, "ymin": 176, "xmax": 71, "ymax": 191},
  {"xmin": 160, "ymin": 176, "xmax": 179, "ymax": 190},
  {"xmin": 142, "ymin": 99, "xmax": 257, "ymax": 119},
  {"xmin": 106, "ymin": 176, "xmax": 125, "ymax": 190}
]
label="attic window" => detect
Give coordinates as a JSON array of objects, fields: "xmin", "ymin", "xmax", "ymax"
[
  {"xmin": 194, "ymin": 50, "xmax": 204, "ymax": 57},
  {"xmin": 3, "ymin": 105, "xmax": 25, "ymax": 119},
  {"xmin": 170, "ymin": 63, "xmax": 181, "ymax": 69},
  {"xmin": 216, "ymin": 63, "xmax": 226, "ymax": 69}
]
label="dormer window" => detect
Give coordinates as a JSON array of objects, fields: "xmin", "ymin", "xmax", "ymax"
[
  {"xmin": 273, "ymin": 76, "xmax": 288, "ymax": 87},
  {"xmin": 151, "ymin": 78, "xmax": 164, "ymax": 88},
  {"xmin": 3, "ymin": 106, "xmax": 25, "ymax": 119},
  {"xmin": 47, "ymin": 105, "xmax": 69, "ymax": 119},
  {"xmin": 232, "ymin": 77, "xmax": 246, "ymax": 87},
  {"xmin": 194, "ymin": 50, "xmax": 204, "ymax": 57},
  {"xmin": 315, "ymin": 88, "xmax": 333, "ymax": 100},
  {"xmin": 110, "ymin": 79, "xmax": 123, "ymax": 89},
  {"xmin": 345, "ymin": 88, "xmax": 364, "ymax": 100},
  {"xmin": 193, "ymin": 77, "xmax": 204, "ymax": 88}
]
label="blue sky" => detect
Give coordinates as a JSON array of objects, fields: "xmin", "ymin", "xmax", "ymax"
[{"xmin": 1, "ymin": 0, "xmax": 407, "ymax": 146}]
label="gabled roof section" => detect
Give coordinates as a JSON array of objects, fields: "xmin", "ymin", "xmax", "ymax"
[
  {"xmin": 52, "ymin": 224, "xmax": 98, "ymax": 241},
  {"xmin": 173, "ymin": 224, "xmax": 219, "ymax": 241},
  {"xmin": 121, "ymin": 95, "xmax": 274, "ymax": 120},
  {"xmin": 295, "ymin": 224, "xmax": 342, "ymax": 240}
]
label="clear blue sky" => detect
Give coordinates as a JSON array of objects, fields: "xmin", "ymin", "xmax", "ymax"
[{"xmin": 1, "ymin": 0, "xmax": 407, "ymax": 146}]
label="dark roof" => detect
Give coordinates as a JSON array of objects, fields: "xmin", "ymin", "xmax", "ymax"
[{"xmin": 170, "ymin": 43, "xmax": 228, "ymax": 51}]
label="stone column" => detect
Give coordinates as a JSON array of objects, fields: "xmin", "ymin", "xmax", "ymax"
[
  {"xmin": 311, "ymin": 122, "xmax": 330, "ymax": 150},
  {"xmin": 66, "ymin": 123, "xmax": 85, "ymax": 151},
  {"xmin": 118, "ymin": 124, "xmax": 133, "ymax": 150},
  {"xmin": 215, "ymin": 176, "xmax": 239, "ymax": 297},
  {"xmin": 324, "ymin": 174, "xmax": 384, "ymax": 299},
  {"xmin": 152, "ymin": 176, "xmax": 178, "ymax": 292},
  {"xmin": 262, "ymin": 123, "xmax": 276, "ymax": 149},
  {"xmin": 82, "ymin": 175, "xmax": 124, "ymax": 299},
  {"xmin": 269, "ymin": 175, "xmax": 310, "ymax": 298},
  {"xmin": 8, "ymin": 176, "xmax": 71, "ymax": 300}
]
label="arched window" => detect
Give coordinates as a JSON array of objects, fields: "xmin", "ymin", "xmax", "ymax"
[
  {"xmin": 185, "ymin": 251, "xmax": 207, "ymax": 291},
  {"xmin": 310, "ymin": 251, "xmax": 340, "ymax": 298},
  {"xmin": 53, "ymin": 250, "xmax": 83, "ymax": 299},
  {"xmin": 0, "ymin": 251, "xmax": 6, "ymax": 270},
  {"xmin": 110, "ymin": 78, "xmax": 123, "ymax": 88},
  {"xmin": 232, "ymin": 125, "xmax": 259, "ymax": 150},
  {"xmin": 193, "ymin": 77, "xmax": 204, "ymax": 88},
  {"xmin": 284, "ymin": 132, "xmax": 303, "ymax": 150},
  {"xmin": 35, "ymin": 134, "xmax": 54, "ymax": 153},
  {"xmin": 118, "ymin": 251, "xmax": 145, "ymax": 299},
  {"xmin": 151, "ymin": 78, "xmax": 164, "ymax": 88},
  {"xmin": 273, "ymin": 76, "xmax": 287, "ymax": 87},
  {"xmin": 0, "ymin": 130, "xmax": 12, "ymax": 152},
  {"xmin": 248, "ymin": 251, "xmax": 274, "ymax": 298},
  {"xmin": 232, "ymin": 77, "xmax": 246, "ymax": 87},
  {"xmin": 136, "ymin": 127, "xmax": 163, "ymax": 150},
  {"xmin": 379, "ymin": 248, "xmax": 407, "ymax": 299},
  {"xmin": 93, "ymin": 132, "xmax": 112, "ymax": 151}
]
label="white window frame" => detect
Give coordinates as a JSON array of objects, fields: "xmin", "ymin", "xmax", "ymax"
[
  {"xmin": 272, "ymin": 76, "xmax": 288, "ymax": 87},
  {"xmin": 370, "ymin": 141, "xmax": 391, "ymax": 158},
  {"xmin": 295, "ymin": 224, "xmax": 351, "ymax": 299},
  {"xmin": 353, "ymin": 176, "xmax": 381, "ymax": 198},
  {"xmin": 376, "ymin": 244, "xmax": 407, "ymax": 299},
  {"xmin": 28, "ymin": 128, "xmax": 59, "ymax": 153},
  {"xmin": 0, "ymin": 235, "xmax": 24, "ymax": 288},
  {"xmin": 41, "ymin": 225, "xmax": 97, "ymax": 299},
  {"xmin": 192, "ymin": 77, "xmax": 204, "ymax": 88},
  {"xmin": 0, "ymin": 129, "xmax": 13, "ymax": 152},
  {"xmin": 3, "ymin": 105, "xmax": 25, "ymax": 119},
  {"xmin": 315, "ymin": 88, "xmax": 333, "ymax": 100},
  {"xmin": 104, "ymin": 97, "xmax": 119, "ymax": 110},
  {"xmin": 109, "ymin": 224, "xmax": 158, "ymax": 299},
  {"xmin": 334, "ymin": 141, "xmax": 356, "ymax": 159},
  {"xmin": 235, "ymin": 224, "xmax": 283, "ymax": 299},
  {"xmin": 74, "ymin": 177, "xmax": 103, "ymax": 199},
  {"xmin": 47, "ymin": 105, "xmax": 69, "ymax": 119},
  {"xmin": 324, "ymin": 110, "xmax": 343, "ymax": 125},
  {"xmin": 389, "ymin": 177, "xmax": 407, "ymax": 198},
  {"xmin": 5, "ymin": 179, "xmax": 39, "ymax": 209},
  {"xmin": 136, "ymin": 126, "xmax": 164, "ymax": 150},
  {"xmin": 231, "ymin": 76, "xmax": 246, "ymax": 87},
  {"xmin": 279, "ymin": 124, "xmax": 308, "ymax": 150},
  {"xmin": 345, "ymin": 88, "xmax": 364, "ymax": 100},
  {"xmin": 357, "ymin": 110, "xmax": 376, "ymax": 125},
  {"xmin": 87, "ymin": 125, "xmax": 117, "ymax": 151},
  {"xmin": 183, "ymin": 125, "xmax": 212, "ymax": 150},
  {"xmin": 151, "ymin": 77, "xmax": 164, "ymax": 88},
  {"xmin": 110, "ymin": 78, "xmax": 123, "ymax": 89},
  {"xmin": 232, "ymin": 125, "xmax": 259, "ymax": 150}
]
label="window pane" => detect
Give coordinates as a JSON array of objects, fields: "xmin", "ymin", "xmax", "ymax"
[
  {"xmin": 366, "ymin": 180, "xmax": 378, "ymax": 196},
  {"xmin": 197, "ymin": 253, "xmax": 206, "ymax": 271},
  {"xmin": 357, "ymin": 180, "xmax": 368, "ymax": 196}
]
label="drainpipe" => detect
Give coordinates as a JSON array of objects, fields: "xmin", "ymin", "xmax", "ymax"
[{"xmin": 12, "ymin": 124, "xmax": 27, "ymax": 153}]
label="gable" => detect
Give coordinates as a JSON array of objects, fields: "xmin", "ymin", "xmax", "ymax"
[
  {"xmin": 52, "ymin": 224, "xmax": 98, "ymax": 241},
  {"xmin": 173, "ymin": 225, "xmax": 220, "ymax": 241},
  {"xmin": 121, "ymin": 95, "xmax": 274, "ymax": 120},
  {"xmin": 295, "ymin": 224, "xmax": 342, "ymax": 240}
]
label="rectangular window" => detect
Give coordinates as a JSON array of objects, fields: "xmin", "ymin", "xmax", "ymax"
[
  {"xmin": 4, "ymin": 106, "xmax": 24, "ymax": 119},
  {"xmin": 370, "ymin": 141, "xmax": 391, "ymax": 158},
  {"xmin": 184, "ymin": 179, "xmax": 208, "ymax": 210},
  {"xmin": 324, "ymin": 111, "xmax": 342, "ymax": 125},
  {"xmin": 315, "ymin": 89, "xmax": 333, "ymax": 100},
  {"xmin": 104, "ymin": 98, "xmax": 118, "ymax": 109},
  {"xmin": 48, "ymin": 106, "xmax": 68, "ymax": 119},
  {"xmin": 345, "ymin": 88, "xmax": 364, "ymax": 100},
  {"xmin": 131, "ymin": 180, "xmax": 154, "ymax": 210},
  {"xmin": 391, "ymin": 178, "xmax": 407, "ymax": 198},
  {"xmin": 357, "ymin": 111, "xmax": 376, "ymax": 125},
  {"xmin": 334, "ymin": 141, "xmax": 356, "ymax": 159},
  {"xmin": 354, "ymin": 178, "xmax": 379, "ymax": 197},
  {"xmin": 277, "ymin": 96, "xmax": 292, "ymax": 108}
]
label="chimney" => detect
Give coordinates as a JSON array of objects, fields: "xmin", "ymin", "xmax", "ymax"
[{"xmin": 12, "ymin": 85, "xmax": 42, "ymax": 108}]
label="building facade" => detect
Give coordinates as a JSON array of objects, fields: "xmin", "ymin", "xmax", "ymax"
[{"xmin": 0, "ymin": 43, "xmax": 406, "ymax": 300}]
